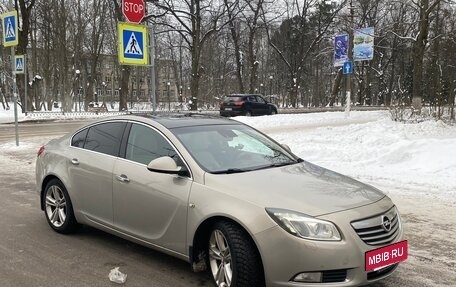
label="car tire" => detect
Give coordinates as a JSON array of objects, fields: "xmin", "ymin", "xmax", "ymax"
[
  {"xmin": 270, "ymin": 109, "xmax": 277, "ymax": 115},
  {"xmin": 208, "ymin": 221, "xmax": 264, "ymax": 287},
  {"xmin": 245, "ymin": 111, "xmax": 252, "ymax": 117},
  {"xmin": 43, "ymin": 179, "xmax": 79, "ymax": 234}
]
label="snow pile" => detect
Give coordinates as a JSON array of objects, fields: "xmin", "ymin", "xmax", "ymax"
[
  {"xmin": 236, "ymin": 111, "xmax": 456, "ymax": 201},
  {"xmin": 0, "ymin": 107, "xmax": 25, "ymax": 124}
]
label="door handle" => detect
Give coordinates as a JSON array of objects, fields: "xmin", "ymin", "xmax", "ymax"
[
  {"xmin": 71, "ymin": 158, "xmax": 79, "ymax": 165},
  {"xmin": 116, "ymin": 174, "xmax": 130, "ymax": 183}
]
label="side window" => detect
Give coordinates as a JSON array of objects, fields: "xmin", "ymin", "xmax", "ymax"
[
  {"xmin": 248, "ymin": 96, "xmax": 257, "ymax": 102},
  {"xmin": 71, "ymin": 128, "xmax": 88, "ymax": 148},
  {"xmin": 256, "ymin": 96, "xmax": 266, "ymax": 103},
  {"xmin": 84, "ymin": 122, "xmax": 126, "ymax": 156},
  {"xmin": 126, "ymin": 124, "xmax": 180, "ymax": 165}
]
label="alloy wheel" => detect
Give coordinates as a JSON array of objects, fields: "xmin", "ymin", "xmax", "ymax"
[
  {"xmin": 45, "ymin": 185, "xmax": 67, "ymax": 228},
  {"xmin": 209, "ymin": 229, "xmax": 233, "ymax": 287}
]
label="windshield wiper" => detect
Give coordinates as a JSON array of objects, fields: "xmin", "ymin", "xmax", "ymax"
[
  {"xmin": 252, "ymin": 161, "xmax": 298, "ymax": 171},
  {"xmin": 211, "ymin": 168, "xmax": 252, "ymax": 174}
]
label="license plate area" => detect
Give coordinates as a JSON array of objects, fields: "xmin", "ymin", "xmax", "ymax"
[
  {"xmin": 224, "ymin": 108, "xmax": 232, "ymax": 111},
  {"xmin": 365, "ymin": 240, "xmax": 408, "ymax": 271}
]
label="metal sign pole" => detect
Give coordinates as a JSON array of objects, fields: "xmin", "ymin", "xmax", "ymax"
[
  {"xmin": 24, "ymin": 56, "xmax": 27, "ymax": 116},
  {"xmin": 3, "ymin": 1, "xmax": 20, "ymax": 146},
  {"xmin": 148, "ymin": 23, "xmax": 156, "ymax": 112},
  {"xmin": 12, "ymin": 49, "xmax": 19, "ymax": 146},
  {"xmin": 345, "ymin": 0, "xmax": 355, "ymax": 119}
]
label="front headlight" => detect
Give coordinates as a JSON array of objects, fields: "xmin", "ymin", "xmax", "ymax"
[{"xmin": 266, "ymin": 208, "xmax": 341, "ymax": 241}]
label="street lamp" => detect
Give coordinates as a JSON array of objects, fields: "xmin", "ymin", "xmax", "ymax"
[
  {"xmin": 167, "ymin": 82, "xmax": 171, "ymax": 111},
  {"xmin": 260, "ymin": 83, "xmax": 264, "ymax": 95},
  {"xmin": 269, "ymin": 75, "xmax": 273, "ymax": 103},
  {"xmin": 75, "ymin": 70, "xmax": 81, "ymax": 111},
  {"xmin": 78, "ymin": 86, "xmax": 83, "ymax": 111},
  {"xmin": 101, "ymin": 81, "xmax": 107, "ymax": 106}
]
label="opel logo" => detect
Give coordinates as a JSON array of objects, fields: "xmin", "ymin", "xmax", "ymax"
[{"xmin": 382, "ymin": 215, "xmax": 392, "ymax": 232}]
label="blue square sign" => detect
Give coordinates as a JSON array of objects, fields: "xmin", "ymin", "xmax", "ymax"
[
  {"xmin": 343, "ymin": 61, "xmax": 353, "ymax": 74},
  {"xmin": 123, "ymin": 30, "xmax": 144, "ymax": 59},
  {"xmin": 2, "ymin": 11, "xmax": 19, "ymax": 47}
]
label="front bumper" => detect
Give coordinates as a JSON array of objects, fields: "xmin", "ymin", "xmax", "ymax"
[{"xmin": 255, "ymin": 198, "xmax": 404, "ymax": 286}]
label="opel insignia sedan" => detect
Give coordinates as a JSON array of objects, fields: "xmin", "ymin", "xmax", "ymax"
[{"xmin": 36, "ymin": 114, "xmax": 406, "ymax": 287}]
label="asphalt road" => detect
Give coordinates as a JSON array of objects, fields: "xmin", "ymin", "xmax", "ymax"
[
  {"xmin": 0, "ymin": 121, "xmax": 89, "ymax": 144},
  {"xmin": 0, "ymin": 120, "xmax": 454, "ymax": 286}
]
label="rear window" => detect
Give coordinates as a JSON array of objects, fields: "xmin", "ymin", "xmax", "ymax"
[
  {"xmin": 71, "ymin": 129, "xmax": 88, "ymax": 148},
  {"xmin": 83, "ymin": 122, "xmax": 127, "ymax": 157},
  {"xmin": 223, "ymin": 96, "xmax": 244, "ymax": 103}
]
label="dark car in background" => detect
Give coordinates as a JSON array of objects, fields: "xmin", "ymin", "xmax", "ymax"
[{"xmin": 220, "ymin": 94, "xmax": 278, "ymax": 117}]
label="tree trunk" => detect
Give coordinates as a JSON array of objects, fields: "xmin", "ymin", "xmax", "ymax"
[
  {"xmin": 119, "ymin": 66, "xmax": 131, "ymax": 111},
  {"xmin": 16, "ymin": 0, "xmax": 36, "ymax": 113},
  {"xmin": 411, "ymin": 0, "xmax": 441, "ymax": 111},
  {"xmin": 329, "ymin": 69, "xmax": 343, "ymax": 106}
]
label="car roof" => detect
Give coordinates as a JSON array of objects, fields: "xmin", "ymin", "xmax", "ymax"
[
  {"xmin": 226, "ymin": 94, "xmax": 262, "ymax": 97},
  {"xmin": 117, "ymin": 113, "xmax": 240, "ymax": 129}
]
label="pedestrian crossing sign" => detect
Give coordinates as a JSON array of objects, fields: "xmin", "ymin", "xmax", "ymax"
[
  {"xmin": 1, "ymin": 10, "xmax": 18, "ymax": 47},
  {"xmin": 15, "ymin": 55, "xmax": 25, "ymax": 74},
  {"xmin": 118, "ymin": 22, "xmax": 148, "ymax": 66}
]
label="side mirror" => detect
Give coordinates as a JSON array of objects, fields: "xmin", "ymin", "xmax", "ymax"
[
  {"xmin": 147, "ymin": 156, "xmax": 182, "ymax": 174},
  {"xmin": 282, "ymin": 144, "xmax": 292, "ymax": 153}
]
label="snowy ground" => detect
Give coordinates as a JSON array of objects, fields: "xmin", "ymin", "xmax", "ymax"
[{"xmin": 0, "ymin": 110, "xmax": 455, "ymax": 286}]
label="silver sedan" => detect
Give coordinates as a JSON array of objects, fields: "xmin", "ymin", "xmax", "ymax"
[{"xmin": 36, "ymin": 114, "xmax": 406, "ymax": 286}]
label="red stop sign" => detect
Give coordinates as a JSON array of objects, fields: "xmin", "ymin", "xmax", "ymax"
[{"xmin": 122, "ymin": 0, "xmax": 145, "ymax": 24}]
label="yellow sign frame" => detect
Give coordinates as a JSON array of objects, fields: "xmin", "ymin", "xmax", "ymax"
[
  {"xmin": 118, "ymin": 22, "xmax": 149, "ymax": 66},
  {"xmin": 1, "ymin": 10, "xmax": 19, "ymax": 47}
]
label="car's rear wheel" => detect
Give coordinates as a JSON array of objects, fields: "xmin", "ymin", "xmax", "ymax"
[
  {"xmin": 208, "ymin": 221, "xmax": 264, "ymax": 287},
  {"xmin": 270, "ymin": 109, "xmax": 277, "ymax": 115},
  {"xmin": 245, "ymin": 111, "xmax": 252, "ymax": 117},
  {"xmin": 44, "ymin": 179, "xmax": 79, "ymax": 234}
]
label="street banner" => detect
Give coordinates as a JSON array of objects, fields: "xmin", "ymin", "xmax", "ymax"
[
  {"xmin": 334, "ymin": 34, "xmax": 348, "ymax": 67},
  {"xmin": 354, "ymin": 27, "xmax": 374, "ymax": 61}
]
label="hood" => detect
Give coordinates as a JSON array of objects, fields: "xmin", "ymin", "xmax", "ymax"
[{"xmin": 204, "ymin": 161, "xmax": 385, "ymax": 217}]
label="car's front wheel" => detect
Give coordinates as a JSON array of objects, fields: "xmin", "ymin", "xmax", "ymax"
[
  {"xmin": 43, "ymin": 179, "xmax": 79, "ymax": 234},
  {"xmin": 208, "ymin": 221, "xmax": 264, "ymax": 287}
]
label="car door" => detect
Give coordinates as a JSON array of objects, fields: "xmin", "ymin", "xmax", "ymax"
[
  {"xmin": 68, "ymin": 121, "xmax": 127, "ymax": 227},
  {"xmin": 112, "ymin": 122, "xmax": 192, "ymax": 254},
  {"xmin": 255, "ymin": 95, "xmax": 270, "ymax": 115},
  {"xmin": 246, "ymin": 95, "xmax": 259, "ymax": 115}
]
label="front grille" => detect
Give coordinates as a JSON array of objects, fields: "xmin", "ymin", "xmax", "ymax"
[
  {"xmin": 322, "ymin": 269, "xmax": 347, "ymax": 283},
  {"xmin": 367, "ymin": 263, "xmax": 398, "ymax": 280},
  {"xmin": 351, "ymin": 207, "xmax": 401, "ymax": 246}
]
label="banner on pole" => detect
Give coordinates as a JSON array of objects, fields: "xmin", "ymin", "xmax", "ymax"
[
  {"xmin": 334, "ymin": 34, "xmax": 349, "ymax": 67},
  {"xmin": 354, "ymin": 27, "xmax": 374, "ymax": 61}
]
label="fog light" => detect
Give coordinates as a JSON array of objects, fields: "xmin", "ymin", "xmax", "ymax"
[{"xmin": 293, "ymin": 272, "xmax": 322, "ymax": 283}]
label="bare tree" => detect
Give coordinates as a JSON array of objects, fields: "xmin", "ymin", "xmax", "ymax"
[
  {"xmin": 111, "ymin": 0, "xmax": 132, "ymax": 111},
  {"xmin": 154, "ymin": 0, "xmax": 229, "ymax": 110},
  {"xmin": 15, "ymin": 0, "xmax": 36, "ymax": 112},
  {"xmin": 410, "ymin": 0, "xmax": 443, "ymax": 111}
]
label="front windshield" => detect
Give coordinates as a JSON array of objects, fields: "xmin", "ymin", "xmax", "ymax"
[{"xmin": 170, "ymin": 124, "xmax": 298, "ymax": 173}]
